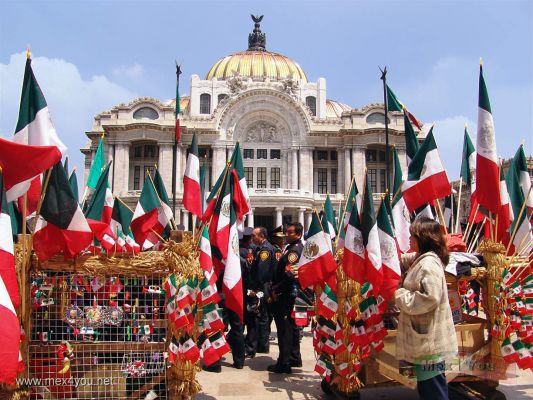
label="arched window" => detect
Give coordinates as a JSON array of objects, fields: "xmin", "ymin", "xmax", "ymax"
[
  {"xmin": 200, "ymin": 94, "xmax": 211, "ymax": 114},
  {"xmin": 366, "ymin": 112, "xmax": 389, "ymax": 125},
  {"xmin": 306, "ymin": 96, "xmax": 317, "ymax": 116},
  {"xmin": 217, "ymin": 94, "xmax": 229, "ymax": 105},
  {"xmin": 133, "ymin": 107, "xmax": 159, "ymax": 120}
]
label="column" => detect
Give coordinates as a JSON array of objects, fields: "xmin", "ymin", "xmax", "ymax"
[
  {"xmin": 275, "ymin": 207, "xmax": 284, "ymax": 228},
  {"xmin": 212, "ymin": 146, "xmax": 226, "ymax": 188},
  {"xmin": 337, "ymin": 148, "xmax": 344, "ymax": 195},
  {"xmin": 344, "ymin": 148, "xmax": 351, "ymax": 194},
  {"xmin": 298, "ymin": 207, "xmax": 305, "ymax": 225},
  {"xmin": 291, "ymin": 149, "xmax": 298, "ymax": 189},
  {"xmin": 158, "ymin": 144, "xmax": 173, "ymax": 194},
  {"xmin": 352, "ymin": 145, "xmax": 366, "ymax": 193},
  {"xmin": 299, "ymin": 148, "xmax": 313, "ymax": 193},
  {"xmin": 182, "ymin": 210, "xmax": 190, "ymax": 231},
  {"xmin": 247, "ymin": 208, "xmax": 255, "ymax": 228},
  {"xmin": 305, "ymin": 210, "xmax": 313, "ymax": 232},
  {"xmin": 282, "ymin": 150, "xmax": 289, "ymax": 188},
  {"xmin": 112, "ymin": 143, "xmax": 129, "ymax": 196}
]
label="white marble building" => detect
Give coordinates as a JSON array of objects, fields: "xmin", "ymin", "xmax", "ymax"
[{"xmin": 82, "ymin": 18, "xmax": 418, "ymax": 233}]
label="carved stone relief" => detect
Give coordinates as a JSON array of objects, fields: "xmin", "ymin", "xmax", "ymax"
[{"xmin": 243, "ymin": 121, "xmax": 281, "ymax": 143}]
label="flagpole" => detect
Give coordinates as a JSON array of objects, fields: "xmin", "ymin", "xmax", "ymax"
[
  {"xmin": 336, "ymin": 175, "xmax": 355, "ymax": 238},
  {"xmin": 172, "ymin": 62, "xmax": 182, "ymax": 221},
  {"xmin": 463, "ymin": 204, "xmax": 480, "ymax": 244},
  {"xmin": 435, "ymin": 198, "xmax": 448, "ymax": 234},
  {"xmin": 455, "ymin": 177, "xmax": 463, "ymax": 234},
  {"xmin": 379, "ymin": 66, "xmax": 391, "ymax": 195}
]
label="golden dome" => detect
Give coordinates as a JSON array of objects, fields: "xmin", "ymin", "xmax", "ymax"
[{"xmin": 205, "ymin": 51, "xmax": 308, "ymax": 83}]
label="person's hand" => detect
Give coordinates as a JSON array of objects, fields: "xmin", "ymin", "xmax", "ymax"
[{"xmin": 290, "ymin": 265, "xmax": 299, "ymax": 278}]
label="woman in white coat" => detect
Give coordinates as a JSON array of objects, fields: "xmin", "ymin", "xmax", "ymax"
[{"xmin": 395, "ymin": 217, "xmax": 458, "ymax": 400}]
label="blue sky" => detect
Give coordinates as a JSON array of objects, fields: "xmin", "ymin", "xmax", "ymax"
[{"xmin": 1, "ymin": 0, "xmax": 532, "ymax": 186}]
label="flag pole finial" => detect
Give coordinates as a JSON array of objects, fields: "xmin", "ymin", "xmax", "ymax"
[
  {"xmin": 479, "ymin": 57, "xmax": 483, "ymax": 66},
  {"xmin": 464, "ymin": 122, "xmax": 468, "ymax": 129},
  {"xmin": 26, "ymin": 47, "xmax": 31, "ymax": 59}
]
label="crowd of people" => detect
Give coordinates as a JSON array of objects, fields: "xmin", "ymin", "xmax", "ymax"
[{"xmin": 202, "ymin": 222, "xmax": 305, "ymax": 374}]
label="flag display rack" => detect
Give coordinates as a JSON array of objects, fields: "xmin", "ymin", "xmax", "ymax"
[
  {"xmin": 15, "ymin": 233, "xmax": 204, "ymax": 400},
  {"xmin": 319, "ymin": 241, "xmax": 527, "ymax": 400}
]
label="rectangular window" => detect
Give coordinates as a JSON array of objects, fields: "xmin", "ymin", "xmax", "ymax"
[
  {"xmin": 330, "ymin": 151, "xmax": 338, "ymax": 161},
  {"xmin": 271, "ymin": 167, "xmax": 280, "ymax": 189},
  {"xmin": 317, "ymin": 150, "xmax": 328, "ymax": 161},
  {"xmin": 369, "ymin": 168, "xmax": 377, "ymax": 193},
  {"xmin": 380, "ymin": 169, "xmax": 386, "ymax": 193},
  {"xmin": 331, "ymin": 168, "xmax": 337, "ymax": 193},
  {"xmin": 257, "ymin": 149, "xmax": 267, "ymax": 159},
  {"xmin": 198, "ymin": 147, "xmax": 208, "ymax": 158},
  {"xmin": 134, "ymin": 166, "xmax": 141, "ymax": 190},
  {"xmin": 134, "ymin": 146, "xmax": 142, "ymax": 158},
  {"xmin": 257, "ymin": 167, "xmax": 267, "ymax": 188},
  {"xmin": 243, "ymin": 149, "xmax": 254, "ymax": 159},
  {"xmin": 244, "ymin": 167, "xmax": 253, "ymax": 188},
  {"xmin": 270, "ymin": 149, "xmax": 281, "ymax": 159},
  {"xmin": 318, "ymin": 168, "xmax": 328, "ymax": 194}
]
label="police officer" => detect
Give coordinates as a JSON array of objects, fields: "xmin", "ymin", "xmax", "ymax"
[
  {"xmin": 245, "ymin": 226, "xmax": 277, "ymax": 357},
  {"xmin": 267, "ymin": 222, "xmax": 304, "ymax": 374}
]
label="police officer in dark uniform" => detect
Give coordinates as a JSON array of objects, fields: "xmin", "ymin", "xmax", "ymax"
[
  {"xmin": 267, "ymin": 222, "xmax": 304, "ymax": 374},
  {"xmin": 268, "ymin": 226, "xmax": 285, "ymax": 339},
  {"xmin": 245, "ymin": 226, "xmax": 277, "ymax": 357}
]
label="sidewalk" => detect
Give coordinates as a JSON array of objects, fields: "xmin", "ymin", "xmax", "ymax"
[{"xmin": 196, "ymin": 326, "xmax": 532, "ymax": 399}]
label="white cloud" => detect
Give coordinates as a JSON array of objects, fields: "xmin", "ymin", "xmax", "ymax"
[
  {"xmin": 0, "ymin": 52, "xmax": 137, "ymax": 187},
  {"xmin": 112, "ymin": 63, "xmax": 144, "ymax": 79}
]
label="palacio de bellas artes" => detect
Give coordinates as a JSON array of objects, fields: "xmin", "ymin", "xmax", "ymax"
[{"xmin": 83, "ymin": 16, "xmax": 412, "ymax": 233}]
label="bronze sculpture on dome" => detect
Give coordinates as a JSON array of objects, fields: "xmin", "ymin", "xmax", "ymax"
[{"xmin": 248, "ymin": 14, "xmax": 266, "ymax": 51}]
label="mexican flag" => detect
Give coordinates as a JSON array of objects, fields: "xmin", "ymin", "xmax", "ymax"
[
  {"xmin": 337, "ymin": 178, "xmax": 360, "ymax": 249},
  {"xmin": 318, "ymin": 285, "xmax": 338, "ymax": 320},
  {"xmin": 343, "ymin": 190, "xmax": 365, "ymax": 283},
  {"xmin": 84, "ymin": 162, "xmax": 116, "ymax": 250},
  {"xmin": 208, "ymin": 166, "xmax": 232, "ymax": 260},
  {"xmin": 110, "ymin": 197, "xmax": 140, "ymax": 253},
  {"xmin": 513, "ymin": 145, "xmax": 533, "ymax": 214},
  {"xmin": 210, "ymin": 332, "xmax": 231, "ymax": 357},
  {"xmin": 323, "ymin": 194, "xmax": 337, "ymax": 241},
  {"xmin": 297, "ymin": 212, "xmax": 337, "ymax": 289},
  {"xmin": 506, "ymin": 159, "xmax": 532, "ymax": 254},
  {"xmin": 0, "ymin": 272, "xmax": 20, "ymax": 385},
  {"xmin": 199, "ymin": 226, "xmax": 216, "ymax": 284},
  {"xmin": 130, "ymin": 175, "xmax": 167, "ymax": 248},
  {"xmin": 496, "ymin": 165, "xmax": 512, "ymax": 246},
  {"xmin": 401, "ymin": 128, "xmax": 451, "ymax": 212},
  {"xmin": 361, "ymin": 173, "xmax": 382, "ymax": 290},
  {"xmin": 221, "ymin": 192, "xmax": 243, "ymax": 322},
  {"xmin": 198, "ymin": 333, "xmax": 220, "ymax": 366},
  {"xmin": 476, "ymin": 63, "xmax": 500, "ymax": 214},
  {"xmin": 86, "ymin": 137, "xmax": 105, "ymax": 190},
  {"xmin": 230, "ymin": 143, "xmax": 251, "ymax": 223},
  {"xmin": 8, "ymin": 55, "xmax": 67, "ymax": 207},
  {"xmin": 33, "ymin": 162, "xmax": 93, "ymax": 261},
  {"xmin": 386, "ymin": 85, "xmax": 422, "ymax": 129},
  {"xmin": 460, "ymin": 128, "xmax": 484, "ymax": 224},
  {"xmin": 167, "ymin": 337, "xmax": 179, "ymax": 364},
  {"xmin": 183, "ymin": 133, "xmax": 202, "ymax": 217},
  {"xmin": 180, "ymin": 336, "xmax": 200, "ymax": 363},
  {"xmin": 391, "ymin": 148, "xmax": 411, "ymax": 253},
  {"xmin": 0, "ymin": 173, "xmax": 20, "ymax": 309},
  {"xmin": 199, "ymin": 158, "xmax": 207, "ymax": 215},
  {"xmin": 153, "ymin": 168, "xmax": 173, "ymax": 238},
  {"xmin": 376, "ymin": 197, "xmax": 401, "ymax": 311},
  {"xmin": 403, "ymin": 109, "xmax": 420, "ymax": 163}
]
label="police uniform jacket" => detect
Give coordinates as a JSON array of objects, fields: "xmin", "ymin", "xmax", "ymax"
[
  {"xmin": 249, "ymin": 240, "xmax": 277, "ymax": 295},
  {"xmin": 271, "ymin": 240, "xmax": 303, "ymax": 302}
]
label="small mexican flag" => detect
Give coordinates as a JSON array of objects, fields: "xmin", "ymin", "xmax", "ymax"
[
  {"xmin": 198, "ymin": 333, "xmax": 220, "ymax": 366},
  {"xmin": 167, "ymin": 337, "xmax": 179, "ymax": 364},
  {"xmin": 501, "ymin": 337, "xmax": 519, "ymax": 363},
  {"xmin": 183, "ymin": 133, "xmax": 202, "ymax": 217},
  {"xmin": 323, "ymin": 194, "xmax": 337, "ymax": 241},
  {"xmin": 318, "ymin": 285, "xmax": 338, "ymax": 320},
  {"xmin": 179, "ymin": 336, "xmax": 200, "ymax": 363},
  {"xmin": 210, "ymin": 332, "xmax": 231, "ymax": 357}
]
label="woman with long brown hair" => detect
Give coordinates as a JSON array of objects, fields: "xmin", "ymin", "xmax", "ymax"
[{"xmin": 395, "ymin": 217, "xmax": 458, "ymax": 400}]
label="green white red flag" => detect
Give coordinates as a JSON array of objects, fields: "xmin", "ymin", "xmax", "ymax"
[
  {"xmin": 513, "ymin": 145, "xmax": 533, "ymax": 215},
  {"xmin": 361, "ymin": 172, "xmax": 382, "ymax": 290},
  {"xmin": 183, "ymin": 133, "xmax": 202, "ymax": 217},
  {"xmin": 460, "ymin": 128, "xmax": 484, "ymax": 224},
  {"xmin": 391, "ymin": 148, "xmax": 411, "ymax": 253},
  {"xmin": 297, "ymin": 212, "xmax": 337, "ymax": 289},
  {"xmin": 323, "ymin": 194, "xmax": 337, "ymax": 241},
  {"xmin": 401, "ymin": 127, "xmax": 451, "ymax": 212},
  {"xmin": 110, "ymin": 197, "xmax": 140, "ymax": 253},
  {"xmin": 506, "ymin": 159, "xmax": 532, "ymax": 254},
  {"xmin": 343, "ymin": 189, "xmax": 365, "ymax": 283},
  {"xmin": 496, "ymin": 165, "xmax": 512, "ymax": 245},
  {"xmin": 476, "ymin": 63, "xmax": 501, "ymax": 214}
]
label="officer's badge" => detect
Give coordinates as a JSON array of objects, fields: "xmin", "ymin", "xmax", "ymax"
[
  {"xmin": 275, "ymin": 250, "xmax": 282, "ymax": 261},
  {"xmin": 303, "ymin": 242, "xmax": 319, "ymax": 259},
  {"xmin": 259, "ymin": 250, "xmax": 270, "ymax": 261},
  {"xmin": 246, "ymin": 252, "xmax": 254, "ymax": 264},
  {"xmin": 287, "ymin": 251, "xmax": 299, "ymax": 264}
]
